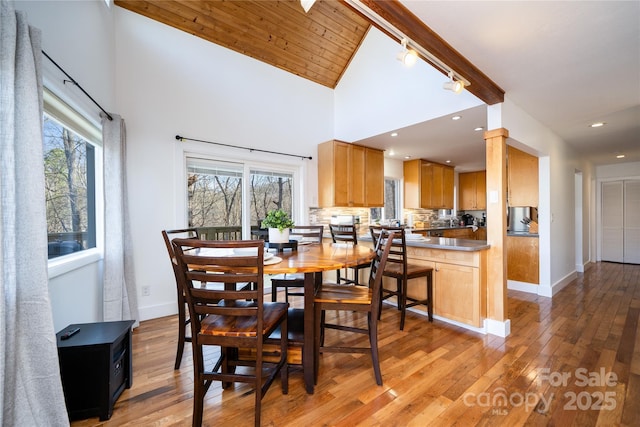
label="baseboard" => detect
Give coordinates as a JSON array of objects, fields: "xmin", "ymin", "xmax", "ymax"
[
  {"xmin": 138, "ymin": 302, "xmax": 177, "ymax": 322},
  {"xmin": 549, "ymin": 270, "xmax": 577, "ymax": 296},
  {"xmin": 485, "ymin": 318, "xmax": 511, "ymax": 337}
]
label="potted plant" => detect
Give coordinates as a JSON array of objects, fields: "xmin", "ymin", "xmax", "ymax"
[{"xmin": 261, "ymin": 209, "xmax": 294, "ymax": 243}]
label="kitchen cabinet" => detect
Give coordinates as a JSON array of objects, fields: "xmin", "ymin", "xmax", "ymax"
[
  {"xmin": 459, "ymin": 170, "xmax": 486, "ymax": 210},
  {"xmin": 401, "ymin": 247, "xmax": 487, "ymax": 327},
  {"xmin": 404, "ymin": 159, "xmax": 454, "ymax": 209},
  {"xmin": 506, "ymin": 235, "xmax": 539, "ymax": 283},
  {"xmin": 507, "ymin": 146, "xmax": 538, "ymax": 207},
  {"xmin": 317, "ymin": 140, "xmax": 383, "ymax": 207},
  {"xmin": 441, "ymin": 227, "xmax": 473, "ymax": 239}
]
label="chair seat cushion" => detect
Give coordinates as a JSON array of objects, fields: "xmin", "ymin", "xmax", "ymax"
[
  {"xmin": 200, "ymin": 302, "xmax": 288, "ymax": 337},
  {"xmin": 315, "ymin": 284, "xmax": 372, "ymax": 305},
  {"xmin": 383, "ymin": 263, "xmax": 433, "ymax": 279}
]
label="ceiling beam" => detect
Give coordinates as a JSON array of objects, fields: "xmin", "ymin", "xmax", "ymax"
[{"xmin": 346, "ymin": 0, "xmax": 505, "ymax": 105}]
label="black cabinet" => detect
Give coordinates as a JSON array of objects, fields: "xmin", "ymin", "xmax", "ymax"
[{"xmin": 56, "ymin": 320, "xmax": 134, "ymax": 421}]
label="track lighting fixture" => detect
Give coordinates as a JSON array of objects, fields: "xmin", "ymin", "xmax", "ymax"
[
  {"xmin": 396, "ymin": 38, "xmax": 418, "ymax": 67},
  {"xmin": 443, "ymin": 71, "xmax": 465, "ymax": 94}
]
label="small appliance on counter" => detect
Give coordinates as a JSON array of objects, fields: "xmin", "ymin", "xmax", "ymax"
[
  {"xmin": 330, "ymin": 215, "xmax": 359, "ymax": 225},
  {"xmin": 461, "ymin": 214, "xmax": 474, "ymax": 226}
]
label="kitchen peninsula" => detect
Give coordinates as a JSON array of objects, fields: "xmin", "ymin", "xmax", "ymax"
[{"xmin": 360, "ymin": 235, "xmax": 490, "ymax": 329}]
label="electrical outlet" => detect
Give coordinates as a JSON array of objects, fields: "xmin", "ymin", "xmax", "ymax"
[{"xmin": 142, "ymin": 286, "xmax": 150, "ymax": 296}]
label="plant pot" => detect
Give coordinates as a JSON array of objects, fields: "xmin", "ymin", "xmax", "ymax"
[{"xmin": 268, "ymin": 228, "xmax": 290, "ymax": 243}]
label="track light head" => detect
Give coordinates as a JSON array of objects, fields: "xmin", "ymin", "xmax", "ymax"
[
  {"xmin": 396, "ymin": 38, "xmax": 418, "ymax": 67},
  {"xmin": 443, "ymin": 72, "xmax": 465, "ymax": 94}
]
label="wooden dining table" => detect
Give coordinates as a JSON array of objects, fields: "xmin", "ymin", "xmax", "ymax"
[{"xmin": 262, "ymin": 241, "xmax": 375, "ymax": 394}]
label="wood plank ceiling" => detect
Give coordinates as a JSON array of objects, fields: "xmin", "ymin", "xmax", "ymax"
[
  {"xmin": 114, "ymin": 0, "xmax": 371, "ymax": 89},
  {"xmin": 114, "ymin": 0, "xmax": 504, "ymax": 104}
]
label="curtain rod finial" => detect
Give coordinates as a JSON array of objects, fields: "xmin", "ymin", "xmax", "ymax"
[{"xmin": 175, "ymin": 135, "xmax": 183, "ymax": 141}]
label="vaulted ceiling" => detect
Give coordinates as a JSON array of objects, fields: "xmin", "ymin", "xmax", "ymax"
[{"xmin": 114, "ymin": 0, "xmax": 640, "ymax": 167}]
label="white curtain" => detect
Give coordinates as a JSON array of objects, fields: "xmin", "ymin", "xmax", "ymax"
[
  {"xmin": 102, "ymin": 114, "xmax": 140, "ymax": 327},
  {"xmin": 0, "ymin": 2, "xmax": 69, "ymax": 425}
]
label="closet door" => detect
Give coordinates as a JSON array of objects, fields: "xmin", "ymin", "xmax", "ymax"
[
  {"xmin": 623, "ymin": 180, "xmax": 640, "ymax": 264},
  {"xmin": 601, "ymin": 181, "xmax": 623, "ymax": 262}
]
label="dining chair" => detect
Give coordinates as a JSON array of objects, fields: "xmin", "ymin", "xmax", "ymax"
[
  {"xmin": 328, "ymin": 223, "xmax": 370, "ymax": 285},
  {"xmin": 369, "ymin": 225, "xmax": 433, "ymax": 330},
  {"xmin": 172, "ymin": 238, "xmax": 288, "ymax": 427},
  {"xmin": 313, "ymin": 229, "xmax": 395, "ymax": 385},
  {"xmin": 270, "ymin": 225, "xmax": 324, "ymax": 302},
  {"xmin": 161, "ymin": 228, "xmax": 201, "ymax": 370}
]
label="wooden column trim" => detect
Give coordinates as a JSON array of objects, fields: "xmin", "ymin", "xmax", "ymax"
[{"xmin": 484, "ymin": 128, "xmax": 509, "ymax": 324}]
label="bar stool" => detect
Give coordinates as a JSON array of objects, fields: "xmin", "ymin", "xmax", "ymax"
[
  {"xmin": 329, "ymin": 224, "xmax": 370, "ymax": 285},
  {"xmin": 369, "ymin": 225, "xmax": 433, "ymax": 330}
]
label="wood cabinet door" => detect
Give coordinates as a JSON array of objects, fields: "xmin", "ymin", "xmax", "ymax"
[
  {"xmin": 434, "ymin": 262, "xmax": 482, "ymax": 326},
  {"xmin": 403, "ymin": 160, "xmax": 421, "ymax": 209},
  {"xmin": 506, "ymin": 236, "xmax": 539, "ymax": 283},
  {"xmin": 476, "ymin": 171, "xmax": 487, "ymax": 210},
  {"xmin": 333, "ymin": 141, "xmax": 350, "ymax": 206},
  {"xmin": 508, "ymin": 146, "xmax": 538, "ymax": 207},
  {"xmin": 349, "ymin": 144, "xmax": 365, "ymax": 206},
  {"xmin": 442, "ymin": 166, "xmax": 454, "ymax": 209},
  {"xmin": 365, "ymin": 147, "xmax": 384, "ymax": 206},
  {"xmin": 420, "ymin": 162, "xmax": 434, "ymax": 208},
  {"xmin": 458, "ymin": 172, "xmax": 476, "ymax": 210}
]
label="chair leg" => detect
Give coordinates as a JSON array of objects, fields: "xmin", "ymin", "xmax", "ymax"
[
  {"xmin": 427, "ymin": 272, "xmax": 433, "ymax": 322},
  {"xmin": 400, "ymin": 278, "xmax": 407, "ymax": 330},
  {"xmin": 368, "ymin": 313, "xmax": 382, "ymax": 385},
  {"xmin": 175, "ymin": 300, "xmax": 186, "ymax": 370},
  {"xmin": 272, "ymin": 282, "xmax": 278, "ymax": 302},
  {"xmin": 314, "ymin": 303, "xmax": 322, "ymax": 384},
  {"xmin": 192, "ymin": 346, "xmax": 205, "ymax": 426}
]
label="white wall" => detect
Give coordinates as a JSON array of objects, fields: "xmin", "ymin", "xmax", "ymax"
[
  {"xmin": 114, "ymin": 8, "xmax": 335, "ymax": 320},
  {"xmin": 334, "ymin": 28, "xmax": 483, "ymax": 142},
  {"xmin": 502, "ymin": 96, "xmax": 596, "ymax": 295},
  {"xmin": 17, "ymin": 0, "xmax": 116, "ymax": 331}
]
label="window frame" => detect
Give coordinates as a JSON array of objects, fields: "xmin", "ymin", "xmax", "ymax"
[
  {"xmin": 180, "ymin": 148, "xmax": 303, "ymax": 240},
  {"xmin": 44, "ymin": 88, "xmax": 104, "ymax": 278}
]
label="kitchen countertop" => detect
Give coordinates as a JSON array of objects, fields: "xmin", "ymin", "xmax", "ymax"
[
  {"xmin": 507, "ymin": 231, "xmax": 539, "ymax": 237},
  {"xmin": 359, "ymin": 235, "xmax": 490, "ymax": 252}
]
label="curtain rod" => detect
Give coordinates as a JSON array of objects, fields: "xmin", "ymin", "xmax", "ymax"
[
  {"xmin": 42, "ymin": 50, "xmax": 113, "ymax": 121},
  {"xmin": 175, "ymin": 135, "xmax": 313, "ymax": 160}
]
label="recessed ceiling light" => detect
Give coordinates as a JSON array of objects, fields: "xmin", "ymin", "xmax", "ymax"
[
  {"xmin": 474, "ymin": 127, "xmax": 484, "ymax": 131},
  {"xmin": 452, "ymin": 115, "xmax": 461, "ymax": 121},
  {"xmin": 590, "ymin": 122, "xmax": 606, "ymax": 128},
  {"xmin": 404, "ymin": 155, "xmax": 411, "ymax": 159},
  {"xmin": 445, "ymin": 160, "xmax": 451, "ymax": 163},
  {"xmin": 388, "ymin": 150, "xmax": 395, "ymax": 156},
  {"xmin": 616, "ymin": 154, "xmax": 626, "ymax": 159},
  {"xmin": 391, "ymin": 132, "xmax": 398, "ymax": 137}
]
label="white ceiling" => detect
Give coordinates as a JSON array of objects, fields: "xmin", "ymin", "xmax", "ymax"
[{"xmin": 357, "ymin": 0, "xmax": 640, "ymax": 171}]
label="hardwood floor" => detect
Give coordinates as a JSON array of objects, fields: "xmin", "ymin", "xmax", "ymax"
[{"xmin": 71, "ymin": 262, "xmax": 640, "ymax": 426}]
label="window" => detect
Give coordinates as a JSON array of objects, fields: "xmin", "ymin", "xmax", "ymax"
[
  {"xmin": 43, "ymin": 90, "xmax": 101, "ymax": 259},
  {"xmin": 186, "ymin": 157, "xmax": 294, "ymax": 239},
  {"xmin": 370, "ymin": 178, "xmax": 401, "ymax": 222}
]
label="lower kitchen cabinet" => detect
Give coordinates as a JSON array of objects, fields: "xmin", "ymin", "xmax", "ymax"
[
  {"xmin": 399, "ymin": 247, "xmax": 488, "ymax": 327},
  {"xmin": 506, "ymin": 235, "xmax": 539, "ymax": 284}
]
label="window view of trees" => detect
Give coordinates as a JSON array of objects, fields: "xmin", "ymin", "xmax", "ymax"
[
  {"xmin": 44, "ymin": 115, "xmax": 95, "ymax": 258},
  {"xmin": 186, "ymin": 158, "xmax": 293, "ymax": 239}
]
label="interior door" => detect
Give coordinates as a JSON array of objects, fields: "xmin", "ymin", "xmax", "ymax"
[
  {"xmin": 623, "ymin": 180, "xmax": 640, "ymax": 263},
  {"xmin": 601, "ymin": 181, "xmax": 623, "ymax": 262}
]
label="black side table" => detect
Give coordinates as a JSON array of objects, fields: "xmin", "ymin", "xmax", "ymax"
[{"xmin": 56, "ymin": 320, "xmax": 135, "ymax": 421}]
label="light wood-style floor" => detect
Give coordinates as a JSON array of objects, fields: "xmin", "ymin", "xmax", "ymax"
[{"xmin": 71, "ymin": 262, "xmax": 639, "ymax": 426}]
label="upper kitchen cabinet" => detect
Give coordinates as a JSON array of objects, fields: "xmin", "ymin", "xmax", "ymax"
[
  {"xmin": 459, "ymin": 170, "xmax": 486, "ymax": 210},
  {"xmin": 317, "ymin": 140, "xmax": 384, "ymax": 207},
  {"xmin": 404, "ymin": 159, "xmax": 454, "ymax": 209},
  {"xmin": 507, "ymin": 146, "xmax": 538, "ymax": 207}
]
